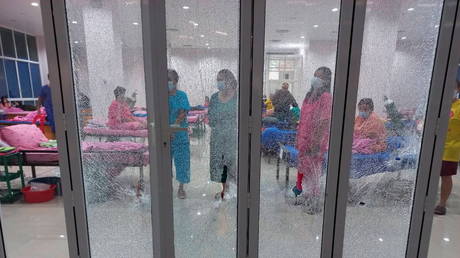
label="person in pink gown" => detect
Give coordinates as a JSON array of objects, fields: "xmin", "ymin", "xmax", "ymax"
[
  {"xmin": 292, "ymin": 67, "xmax": 332, "ymax": 213},
  {"xmin": 107, "ymin": 86, "xmax": 146, "ymax": 130},
  {"xmin": 352, "ymin": 98, "xmax": 387, "ymax": 154}
]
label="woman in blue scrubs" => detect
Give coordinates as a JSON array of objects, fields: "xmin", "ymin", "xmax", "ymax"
[{"xmin": 168, "ymin": 69, "xmax": 191, "ymax": 199}]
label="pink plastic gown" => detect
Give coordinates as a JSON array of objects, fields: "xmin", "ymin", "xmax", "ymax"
[
  {"xmin": 107, "ymin": 100, "xmax": 146, "ymax": 130},
  {"xmin": 295, "ymin": 92, "xmax": 332, "ymax": 195},
  {"xmin": 353, "ymin": 112, "xmax": 387, "ymax": 154}
]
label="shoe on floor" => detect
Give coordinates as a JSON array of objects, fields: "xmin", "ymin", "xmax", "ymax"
[
  {"xmin": 178, "ymin": 188, "xmax": 186, "ymax": 199},
  {"xmin": 434, "ymin": 205, "xmax": 446, "ymax": 215}
]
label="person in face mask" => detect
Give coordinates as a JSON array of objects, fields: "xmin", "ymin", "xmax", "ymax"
[
  {"xmin": 293, "ymin": 67, "xmax": 332, "ymax": 214},
  {"xmin": 352, "ymin": 98, "xmax": 387, "ymax": 154},
  {"xmin": 435, "ymin": 75, "xmax": 460, "ymax": 215},
  {"xmin": 208, "ymin": 69, "xmax": 238, "ymax": 200},
  {"xmin": 168, "ymin": 69, "xmax": 191, "ymax": 199}
]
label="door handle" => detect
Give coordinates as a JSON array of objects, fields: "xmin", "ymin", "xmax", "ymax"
[{"xmin": 169, "ymin": 124, "xmax": 188, "ymax": 132}]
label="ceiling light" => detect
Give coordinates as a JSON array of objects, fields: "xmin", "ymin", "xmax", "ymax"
[
  {"xmin": 215, "ymin": 31, "xmax": 228, "ymax": 36},
  {"xmin": 197, "ymin": 211, "xmax": 201, "ymax": 215},
  {"xmin": 59, "ymin": 235, "xmax": 65, "ymax": 238},
  {"xmin": 205, "ymin": 43, "xmax": 210, "ymax": 46},
  {"xmin": 74, "ymin": 41, "xmax": 79, "ymax": 44},
  {"xmin": 332, "ymin": 8, "xmax": 339, "ymax": 12},
  {"xmin": 435, "ymin": 25, "xmax": 439, "ymax": 28},
  {"xmin": 315, "ymin": 236, "xmax": 320, "ymax": 240},
  {"xmin": 182, "ymin": 6, "xmax": 190, "ymax": 10},
  {"xmin": 31, "ymin": 2, "xmax": 39, "ymax": 7},
  {"xmin": 71, "ymin": 21, "xmax": 78, "ymax": 24},
  {"xmin": 313, "ymin": 24, "xmax": 319, "ymax": 28},
  {"xmin": 132, "ymin": 22, "xmax": 139, "ymax": 26},
  {"xmin": 189, "ymin": 20, "xmax": 198, "ymax": 27},
  {"xmin": 443, "ymin": 237, "xmax": 450, "ymax": 242},
  {"xmin": 378, "ymin": 238, "xmax": 383, "ymax": 242},
  {"xmin": 407, "ymin": 7, "xmax": 415, "ymax": 11},
  {"xmin": 300, "ymin": 36, "xmax": 305, "ymax": 39},
  {"xmin": 200, "ymin": 34, "xmax": 205, "ymax": 38},
  {"xmin": 401, "ymin": 36, "xmax": 407, "ymax": 40}
]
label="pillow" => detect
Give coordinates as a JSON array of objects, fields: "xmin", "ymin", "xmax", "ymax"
[
  {"xmin": 0, "ymin": 139, "xmax": 10, "ymax": 147},
  {"xmin": 0, "ymin": 124, "xmax": 48, "ymax": 150}
]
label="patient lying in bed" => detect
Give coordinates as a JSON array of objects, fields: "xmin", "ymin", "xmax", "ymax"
[
  {"xmin": 353, "ymin": 98, "xmax": 387, "ymax": 154},
  {"xmin": 107, "ymin": 86, "xmax": 147, "ymax": 130}
]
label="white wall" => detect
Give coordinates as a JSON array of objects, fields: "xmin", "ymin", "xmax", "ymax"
[
  {"xmin": 36, "ymin": 35, "xmax": 49, "ymax": 86},
  {"xmin": 168, "ymin": 48, "xmax": 239, "ymax": 105}
]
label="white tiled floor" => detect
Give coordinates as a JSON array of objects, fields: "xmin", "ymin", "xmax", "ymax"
[{"xmin": 0, "ymin": 131, "xmax": 459, "ymax": 258}]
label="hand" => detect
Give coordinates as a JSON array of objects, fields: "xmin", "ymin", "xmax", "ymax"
[{"xmin": 307, "ymin": 144, "xmax": 320, "ymax": 155}]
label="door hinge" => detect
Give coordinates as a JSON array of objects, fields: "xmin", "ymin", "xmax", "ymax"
[{"xmin": 434, "ymin": 117, "xmax": 442, "ymax": 136}]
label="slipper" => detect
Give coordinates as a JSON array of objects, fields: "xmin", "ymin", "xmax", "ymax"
[{"xmin": 434, "ymin": 205, "xmax": 446, "ymax": 215}]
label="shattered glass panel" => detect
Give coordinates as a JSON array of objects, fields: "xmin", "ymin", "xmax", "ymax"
[
  {"xmin": 343, "ymin": 1, "xmax": 443, "ymax": 257},
  {"xmin": 66, "ymin": 0, "xmax": 152, "ymax": 257},
  {"xmin": 165, "ymin": 1, "xmax": 240, "ymax": 257},
  {"xmin": 260, "ymin": 0, "xmax": 341, "ymax": 257}
]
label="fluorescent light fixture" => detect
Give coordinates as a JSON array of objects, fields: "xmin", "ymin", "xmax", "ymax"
[
  {"xmin": 200, "ymin": 34, "xmax": 205, "ymax": 38},
  {"xmin": 132, "ymin": 22, "xmax": 139, "ymax": 25},
  {"xmin": 300, "ymin": 36, "xmax": 305, "ymax": 39},
  {"xmin": 74, "ymin": 41, "xmax": 79, "ymax": 44},
  {"xmin": 71, "ymin": 21, "xmax": 78, "ymax": 24},
  {"xmin": 188, "ymin": 20, "xmax": 199, "ymax": 27},
  {"xmin": 401, "ymin": 36, "xmax": 407, "ymax": 40},
  {"xmin": 183, "ymin": 6, "xmax": 190, "ymax": 9},
  {"xmin": 215, "ymin": 31, "xmax": 228, "ymax": 36},
  {"xmin": 378, "ymin": 238, "xmax": 384, "ymax": 242},
  {"xmin": 31, "ymin": 2, "xmax": 39, "ymax": 7},
  {"xmin": 313, "ymin": 24, "xmax": 319, "ymax": 28},
  {"xmin": 332, "ymin": 8, "xmax": 339, "ymax": 12},
  {"xmin": 443, "ymin": 237, "xmax": 450, "ymax": 242},
  {"xmin": 205, "ymin": 43, "xmax": 210, "ymax": 46},
  {"xmin": 408, "ymin": 7, "xmax": 415, "ymax": 11},
  {"xmin": 59, "ymin": 235, "xmax": 65, "ymax": 238}
]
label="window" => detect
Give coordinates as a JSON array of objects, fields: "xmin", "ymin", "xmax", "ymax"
[{"xmin": 0, "ymin": 26, "xmax": 42, "ymax": 102}]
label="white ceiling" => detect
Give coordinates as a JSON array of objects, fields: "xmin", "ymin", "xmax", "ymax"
[
  {"xmin": 0, "ymin": 0, "xmax": 443, "ymax": 50},
  {"xmin": 0, "ymin": 0, "xmax": 43, "ymax": 36}
]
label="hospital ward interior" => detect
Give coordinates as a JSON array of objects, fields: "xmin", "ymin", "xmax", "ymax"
[{"xmin": 0, "ymin": 0, "xmax": 459, "ymax": 257}]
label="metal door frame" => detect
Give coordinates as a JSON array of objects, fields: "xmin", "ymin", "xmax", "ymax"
[
  {"xmin": 417, "ymin": 2, "xmax": 460, "ymax": 257},
  {"xmin": 35, "ymin": 0, "xmax": 460, "ymax": 257}
]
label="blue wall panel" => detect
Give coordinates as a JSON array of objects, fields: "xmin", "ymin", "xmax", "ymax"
[
  {"xmin": 4, "ymin": 60, "xmax": 20, "ymax": 98},
  {"xmin": 0, "ymin": 59, "xmax": 7, "ymax": 97},
  {"xmin": 17, "ymin": 61, "xmax": 33, "ymax": 98},
  {"xmin": 30, "ymin": 63, "xmax": 42, "ymax": 98}
]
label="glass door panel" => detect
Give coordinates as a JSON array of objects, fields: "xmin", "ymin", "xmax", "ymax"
[
  {"xmin": 259, "ymin": 0, "xmax": 341, "ymax": 257},
  {"xmin": 65, "ymin": 0, "xmax": 153, "ymax": 257},
  {"xmin": 164, "ymin": 1, "xmax": 240, "ymax": 257},
  {"xmin": 342, "ymin": 1, "xmax": 444, "ymax": 257}
]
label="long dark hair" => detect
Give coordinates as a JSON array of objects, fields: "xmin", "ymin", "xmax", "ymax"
[
  {"xmin": 305, "ymin": 66, "xmax": 332, "ymax": 102},
  {"xmin": 0, "ymin": 96, "xmax": 8, "ymax": 105}
]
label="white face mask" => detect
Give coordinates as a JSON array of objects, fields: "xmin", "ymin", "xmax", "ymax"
[{"xmin": 311, "ymin": 76, "xmax": 325, "ymax": 90}]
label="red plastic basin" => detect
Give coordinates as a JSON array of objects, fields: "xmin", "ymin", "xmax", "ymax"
[{"xmin": 21, "ymin": 184, "xmax": 57, "ymax": 203}]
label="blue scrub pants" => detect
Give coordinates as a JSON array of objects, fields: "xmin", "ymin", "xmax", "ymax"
[{"xmin": 171, "ymin": 135, "xmax": 190, "ymax": 184}]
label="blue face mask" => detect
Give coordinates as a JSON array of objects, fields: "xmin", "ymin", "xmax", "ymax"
[
  {"xmin": 311, "ymin": 76, "xmax": 325, "ymax": 90},
  {"xmin": 359, "ymin": 111, "xmax": 370, "ymax": 119},
  {"xmin": 168, "ymin": 81, "xmax": 176, "ymax": 91},
  {"xmin": 217, "ymin": 81, "xmax": 226, "ymax": 91}
]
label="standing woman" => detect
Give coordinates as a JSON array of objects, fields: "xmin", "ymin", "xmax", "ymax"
[
  {"xmin": 168, "ymin": 69, "xmax": 191, "ymax": 199},
  {"xmin": 209, "ymin": 69, "xmax": 238, "ymax": 200},
  {"xmin": 292, "ymin": 67, "xmax": 333, "ymax": 213}
]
